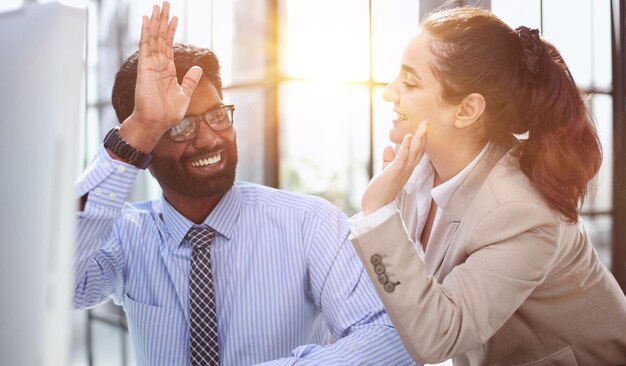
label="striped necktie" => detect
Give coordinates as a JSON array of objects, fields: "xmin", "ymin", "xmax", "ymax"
[{"xmin": 187, "ymin": 225, "xmax": 220, "ymax": 366}]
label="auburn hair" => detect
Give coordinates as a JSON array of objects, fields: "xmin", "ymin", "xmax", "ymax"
[{"xmin": 422, "ymin": 7, "xmax": 602, "ymax": 223}]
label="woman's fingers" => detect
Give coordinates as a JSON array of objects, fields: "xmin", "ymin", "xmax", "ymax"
[
  {"xmin": 382, "ymin": 146, "xmax": 395, "ymax": 170},
  {"xmin": 408, "ymin": 121, "xmax": 429, "ymax": 166},
  {"xmin": 395, "ymin": 133, "xmax": 412, "ymax": 166}
]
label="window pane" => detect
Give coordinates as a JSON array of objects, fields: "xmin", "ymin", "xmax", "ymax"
[
  {"xmin": 582, "ymin": 94, "xmax": 613, "ymax": 213},
  {"xmin": 372, "ymin": 0, "xmax": 420, "ymax": 82},
  {"xmin": 582, "ymin": 214, "xmax": 612, "ymax": 268},
  {"xmin": 543, "ymin": 0, "xmax": 594, "ymax": 88},
  {"xmin": 492, "ymin": 0, "xmax": 541, "ymax": 30},
  {"xmin": 591, "ymin": 0, "xmax": 611, "ymax": 90},
  {"xmin": 213, "ymin": 0, "xmax": 267, "ymax": 86},
  {"xmin": 84, "ymin": 107, "xmax": 101, "ymax": 164},
  {"xmin": 372, "ymin": 87, "xmax": 396, "ymax": 174},
  {"xmin": 0, "ymin": 0, "xmax": 21, "ymax": 12},
  {"xmin": 222, "ymin": 87, "xmax": 266, "ymax": 184},
  {"xmin": 186, "ymin": 0, "xmax": 213, "ymax": 48},
  {"xmin": 281, "ymin": 0, "xmax": 369, "ymax": 82},
  {"xmin": 279, "ymin": 81, "xmax": 370, "ymax": 215}
]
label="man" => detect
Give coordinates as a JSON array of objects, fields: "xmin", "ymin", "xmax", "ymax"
[{"xmin": 75, "ymin": 2, "xmax": 414, "ymax": 365}]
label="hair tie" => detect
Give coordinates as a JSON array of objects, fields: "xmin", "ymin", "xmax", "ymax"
[{"xmin": 515, "ymin": 26, "xmax": 543, "ymax": 78}]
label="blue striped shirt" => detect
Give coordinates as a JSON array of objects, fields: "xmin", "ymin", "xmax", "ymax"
[{"xmin": 74, "ymin": 146, "xmax": 415, "ymax": 366}]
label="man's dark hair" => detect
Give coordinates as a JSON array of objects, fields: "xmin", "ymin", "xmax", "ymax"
[{"xmin": 111, "ymin": 43, "xmax": 223, "ymax": 123}]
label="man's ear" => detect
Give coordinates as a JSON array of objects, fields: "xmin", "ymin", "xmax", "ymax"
[{"xmin": 454, "ymin": 93, "xmax": 486, "ymax": 129}]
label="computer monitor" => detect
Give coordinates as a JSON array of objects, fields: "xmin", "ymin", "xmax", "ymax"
[{"xmin": 0, "ymin": 3, "xmax": 86, "ymax": 365}]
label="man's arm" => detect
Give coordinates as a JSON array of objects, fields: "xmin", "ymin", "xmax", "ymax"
[
  {"xmin": 74, "ymin": 1, "xmax": 200, "ymax": 308},
  {"xmin": 257, "ymin": 200, "xmax": 415, "ymax": 366},
  {"xmin": 73, "ymin": 147, "xmax": 139, "ymax": 309}
]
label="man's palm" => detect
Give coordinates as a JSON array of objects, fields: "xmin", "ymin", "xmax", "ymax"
[{"xmin": 132, "ymin": 3, "xmax": 202, "ymax": 132}]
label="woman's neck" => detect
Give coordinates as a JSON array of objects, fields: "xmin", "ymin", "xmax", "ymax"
[{"xmin": 429, "ymin": 140, "xmax": 486, "ymax": 186}]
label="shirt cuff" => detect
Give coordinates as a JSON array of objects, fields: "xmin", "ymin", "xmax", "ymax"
[
  {"xmin": 75, "ymin": 145, "xmax": 139, "ymax": 213},
  {"xmin": 348, "ymin": 202, "xmax": 398, "ymax": 238}
]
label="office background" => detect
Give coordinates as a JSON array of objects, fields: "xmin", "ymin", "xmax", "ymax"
[{"xmin": 1, "ymin": 0, "xmax": 623, "ymax": 365}]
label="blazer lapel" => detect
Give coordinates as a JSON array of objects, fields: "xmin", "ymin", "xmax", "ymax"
[
  {"xmin": 398, "ymin": 186, "xmax": 420, "ymax": 243},
  {"xmin": 424, "ymin": 140, "xmax": 515, "ymax": 277}
]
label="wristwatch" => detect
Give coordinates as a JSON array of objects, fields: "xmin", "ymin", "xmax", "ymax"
[{"xmin": 103, "ymin": 126, "xmax": 153, "ymax": 169}]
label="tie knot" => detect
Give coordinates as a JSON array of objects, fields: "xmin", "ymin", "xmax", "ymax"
[{"xmin": 187, "ymin": 225, "xmax": 215, "ymax": 250}]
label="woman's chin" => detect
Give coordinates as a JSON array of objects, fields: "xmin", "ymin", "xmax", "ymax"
[{"xmin": 388, "ymin": 130, "xmax": 408, "ymax": 145}]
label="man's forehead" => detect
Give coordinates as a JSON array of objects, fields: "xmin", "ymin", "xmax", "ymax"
[{"xmin": 187, "ymin": 78, "xmax": 222, "ymax": 114}]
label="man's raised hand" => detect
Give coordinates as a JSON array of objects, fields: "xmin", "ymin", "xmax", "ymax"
[
  {"xmin": 133, "ymin": 1, "xmax": 202, "ymax": 132},
  {"xmin": 115, "ymin": 2, "xmax": 203, "ymax": 155}
]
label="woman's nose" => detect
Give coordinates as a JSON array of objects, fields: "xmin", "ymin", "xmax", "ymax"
[{"xmin": 382, "ymin": 80, "xmax": 399, "ymax": 104}]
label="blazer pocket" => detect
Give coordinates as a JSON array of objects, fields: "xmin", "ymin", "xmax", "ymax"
[
  {"xmin": 510, "ymin": 345, "xmax": 578, "ymax": 366},
  {"xmin": 123, "ymin": 293, "xmax": 186, "ymax": 366}
]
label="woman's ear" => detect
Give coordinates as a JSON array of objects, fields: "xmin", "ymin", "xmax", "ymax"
[{"xmin": 454, "ymin": 93, "xmax": 486, "ymax": 129}]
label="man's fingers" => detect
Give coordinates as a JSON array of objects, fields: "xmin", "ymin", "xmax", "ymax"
[
  {"xmin": 157, "ymin": 2, "xmax": 170, "ymax": 54},
  {"xmin": 148, "ymin": 4, "xmax": 160, "ymax": 55},
  {"xmin": 139, "ymin": 16, "xmax": 150, "ymax": 58},
  {"xmin": 165, "ymin": 16, "xmax": 178, "ymax": 59},
  {"xmin": 181, "ymin": 66, "xmax": 203, "ymax": 98}
]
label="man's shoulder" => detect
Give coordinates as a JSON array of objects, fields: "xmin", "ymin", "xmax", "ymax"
[{"xmin": 235, "ymin": 181, "xmax": 344, "ymax": 218}]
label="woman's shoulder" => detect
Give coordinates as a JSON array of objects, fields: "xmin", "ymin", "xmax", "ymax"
[
  {"xmin": 481, "ymin": 150, "xmax": 552, "ymax": 210},
  {"xmin": 459, "ymin": 150, "xmax": 561, "ymax": 234}
]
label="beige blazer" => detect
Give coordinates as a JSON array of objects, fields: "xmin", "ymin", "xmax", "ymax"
[{"xmin": 351, "ymin": 142, "xmax": 626, "ymax": 366}]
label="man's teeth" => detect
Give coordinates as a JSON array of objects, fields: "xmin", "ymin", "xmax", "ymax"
[{"xmin": 191, "ymin": 153, "xmax": 221, "ymax": 167}]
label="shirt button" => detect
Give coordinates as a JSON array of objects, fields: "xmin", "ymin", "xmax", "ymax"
[
  {"xmin": 101, "ymin": 161, "xmax": 110, "ymax": 169},
  {"xmin": 377, "ymin": 273, "xmax": 388, "ymax": 284},
  {"xmin": 371, "ymin": 254, "xmax": 382, "ymax": 265},
  {"xmin": 384, "ymin": 282, "xmax": 396, "ymax": 293},
  {"xmin": 116, "ymin": 165, "xmax": 126, "ymax": 174},
  {"xmin": 374, "ymin": 264, "xmax": 385, "ymax": 275},
  {"xmin": 94, "ymin": 188, "xmax": 102, "ymax": 196},
  {"xmin": 108, "ymin": 192, "xmax": 117, "ymax": 201}
]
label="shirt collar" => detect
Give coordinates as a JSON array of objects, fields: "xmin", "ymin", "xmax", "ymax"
[
  {"xmin": 431, "ymin": 142, "xmax": 490, "ymax": 210},
  {"xmin": 160, "ymin": 183, "xmax": 242, "ymax": 247},
  {"xmin": 404, "ymin": 152, "xmax": 435, "ymax": 193}
]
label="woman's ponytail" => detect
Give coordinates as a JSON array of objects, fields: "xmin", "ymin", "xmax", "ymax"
[{"xmin": 516, "ymin": 31, "xmax": 602, "ymax": 223}]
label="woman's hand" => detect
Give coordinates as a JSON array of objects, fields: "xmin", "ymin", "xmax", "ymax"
[{"xmin": 361, "ymin": 121, "xmax": 429, "ymax": 216}]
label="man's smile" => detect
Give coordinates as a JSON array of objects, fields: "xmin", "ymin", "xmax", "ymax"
[{"xmin": 189, "ymin": 152, "xmax": 222, "ymax": 168}]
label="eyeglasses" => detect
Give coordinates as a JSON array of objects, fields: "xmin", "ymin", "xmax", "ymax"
[{"xmin": 169, "ymin": 104, "xmax": 235, "ymax": 142}]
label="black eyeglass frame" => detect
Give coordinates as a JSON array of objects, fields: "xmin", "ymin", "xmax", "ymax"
[{"xmin": 168, "ymin": 104, "xmax": 235, "ymax": 142}]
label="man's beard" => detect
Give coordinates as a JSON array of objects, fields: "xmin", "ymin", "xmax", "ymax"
[{"xmin": 149, "ymin": 143, "xmax": 238, "ymax": 198}]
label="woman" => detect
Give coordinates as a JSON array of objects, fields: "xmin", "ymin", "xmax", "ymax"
[{"xmin": 349, "ymin": 6, "xmax": 626, "ymax": 366}]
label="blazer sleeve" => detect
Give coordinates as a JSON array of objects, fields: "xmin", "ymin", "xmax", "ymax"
[{"xmin": 350, "ymin": 201, "xmax": 559, "ymax": 363}]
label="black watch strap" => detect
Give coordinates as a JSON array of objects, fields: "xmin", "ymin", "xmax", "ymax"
[{"xmin": 103, "ymin": 126, "xmax": 153, "ymax": 169}]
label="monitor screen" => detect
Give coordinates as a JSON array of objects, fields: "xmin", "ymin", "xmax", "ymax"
[{"xmin": 0, "ymin": 3, "xmax": 86, "ymax": 365}]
